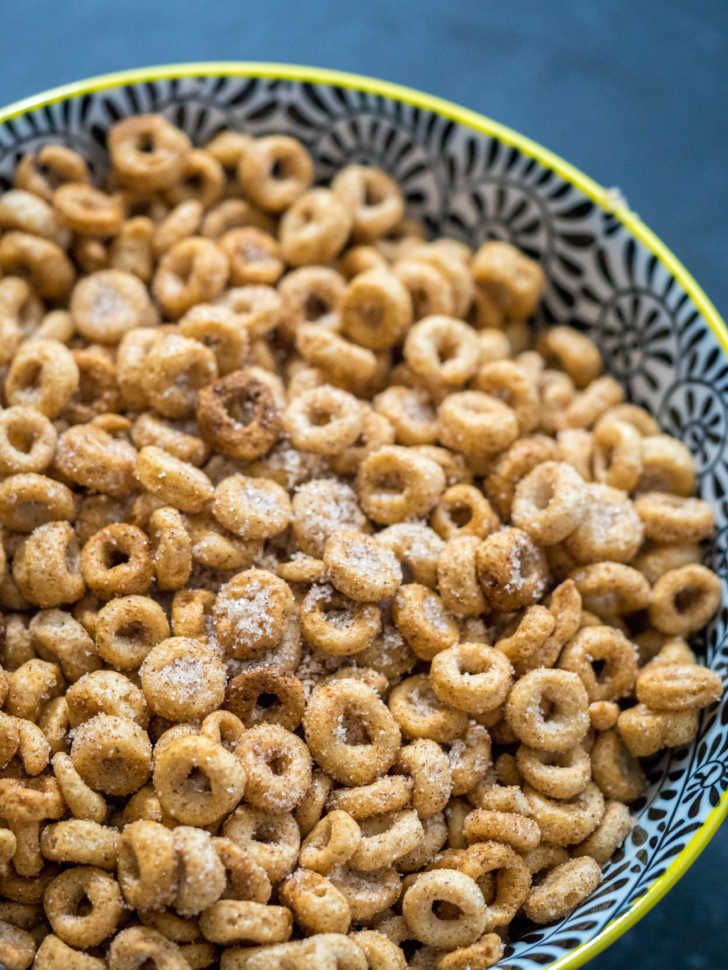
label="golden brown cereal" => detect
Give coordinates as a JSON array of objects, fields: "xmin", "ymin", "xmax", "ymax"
[
  {"xmin": 70, "ymin": 269, "xmax": 156, "ymax": 343},
  {"xmin": 358, "ymin": 445, "xmax": 446, "ymax": 524},
  {"xmin": 476, "ymin": 527, "xmax": 549, "ymax": 612},
  {"xmin": 506, "ymin": 669, "xmax": 590, "ymax": 753},
  {"xmin": 523, "ymin": 856, "xmax": 601, "ymax": 923},
  {"xmin": 280, "ymin": 188, "xmax": 352, "ymax": 266},
  {"xmin": 197, "ymin": 368, "xmax": 282, "ymax": 461},
  {"xmin": 649, "ymin": 564, "xmax": 722, "ymax": 635},
  {"xmin": 304, "ymin": 678, "xmax": 401, "ymax": 786},
  {"xmin": 0, "ymin": 114, "xmax": 720, "ymax": 966},
  {"xmin": 109, "ymin": 114, "xmax": 191, "ymax": 190}
]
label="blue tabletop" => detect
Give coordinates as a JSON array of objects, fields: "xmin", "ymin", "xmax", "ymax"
[{"xmin": 1, "ymin": 2, "xmax": 726, "ymax": 966}]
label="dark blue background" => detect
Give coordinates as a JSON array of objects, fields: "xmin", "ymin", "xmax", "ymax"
[{"xmin": 1, "ymin": 2, "xmax": 725, "ymax": 966}]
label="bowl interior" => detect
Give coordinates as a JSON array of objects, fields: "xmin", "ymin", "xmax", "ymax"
[{"xmin": 1, "ymin": 66, "xmax": 726, "ymax": 970}]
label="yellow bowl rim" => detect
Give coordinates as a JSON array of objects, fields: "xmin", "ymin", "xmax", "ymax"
[{"xmin": 1, "ymin": 61, "xmax": 726, "ymax": 970}]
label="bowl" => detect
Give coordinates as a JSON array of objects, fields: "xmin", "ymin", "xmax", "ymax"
[{"xmin": 1, "ymin": 63, "xmax": 726, "ymax": 969}]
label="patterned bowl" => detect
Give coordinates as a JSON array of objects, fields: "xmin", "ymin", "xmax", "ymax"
[{"xmin": 1, "ymin": 63, "xmax": 726, "ymax": 970}]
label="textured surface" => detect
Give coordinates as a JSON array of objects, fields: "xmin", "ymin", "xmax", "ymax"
[{"xmin": 0, "ymin": 5, "xmax": 726, "ymax": 966}]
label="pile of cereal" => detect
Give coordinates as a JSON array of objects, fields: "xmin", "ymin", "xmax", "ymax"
[{"xmin": 0, "ymin": 114, "xmax": 723, "ymax": 970}]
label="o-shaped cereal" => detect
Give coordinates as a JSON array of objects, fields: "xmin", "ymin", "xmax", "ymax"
[
  {"xmin": 284, "ymin": 385, "xmax": 364, "ymax": 456},
  {"xmin": 438, "ymin": 391, "xmax": 519, "ymax": 462},
  {"xmin": 303, "ymin": 678, "xmax": 401, "ymax": 786},
  {"xmin": 323, "ymin": 530, "xmax": 402, "ymax": 602},
  {"xmin": 511, "ymin": 460, "xmax": 588, "ymax": 545},
  {"xmin": 214, "ymin": 568, "xmax": 294, "ymax": 660},
  {"xmin": 279, "ymin": 188, "xmax": 352, "ymax": 266},
  {"xmin": 340, "ymin": 268, "xmax": 412, "ymax": 350},
  {"xmin": 81, "ymin": 524, "xmax": 152, "ymax": 599},
  {"xmin": 196, "ymin": 368, "xmax": 282, "ymax": 461},
  {"xmin": 590, "ymin": 729, "xmax": 646, "ymax": 802},
  {"xmin": 301, "ymin": 583, "xmax": 381, "ymax": 656},
  {"xmin": 649, "ymin": 563, "xmax": 722, "ymax": 635},
  {"xmin": 70, "ymin": 269, "xmax": 156, "ymax": 344},
  {"xmin": 153, "ymin": 733, "xmax": 245, "ymax": 826},
  {"xmin": 108, "ymin": 926, "xmax": 189, "ymax": 970},
  {"xmin": 525, "ymin": 782, "xmax": 605, "ymax": 846},
  {"xmin": 236, "ymin": 723, "xmax": 312, "ymax": 814},
  {"xmin": 636, "ymin": 662, "xmax": 722, "ymax": 711},
  {"xmin": 43, "ymin": 866, "xmax": 122, "ymax": 948},
  {"xmin": 332, "ymin": 164, "xmax": 404, "ymax": 241},
  {"xmin": 222, "ymin": 806, "xmax": 300, "ymax": 884},
  {"xmin": 140, "ymin": 637, "xmax": 226, "ymax": 722},
  {"xmin": 476, "ymin": 527, "xmax": 549, "ymax": 613},
  {"xmin": 109, "ymin": 114, "xmax": 190, "ymax": 190},
  {"xmin": 402, "ymin": 868, "xmax": 486, "ymax": 949},
  {"xmin": 94, "ymin": 595, "xmax": 169, "ymax": 670},
  {"xmin": 0, "ymin": 406, "xmax": 57, "ymax": 476},
  {"xmin": 431, "ymin": 643, "xmax": 514, "ymax": 716},
  {"xmin": 237, "ymin": 135, "xmax": 313, "ymax": 212},
  {"xmin": 404, "ymin": 316, "xmax": 481, "ymax": 389},
  {"xmin": 226, "ymin": 667, "xmax": 305, "ymax": 732},
  {"xmin": 634, "ymin": 492, "xmax": 714, "ymax": 544},
  {"xmin": 357, "ymin": 445, "xmax": 445, "ymax": 524},
  {"xmin": 66, "ymin": 671, "xmax": 148, "ymax": 727},
  {"xmin": 392, "ymin": 583, "xmax": 459, "ymax": 660},
  {"xmin": 212, "ymin": 474, "xmax": 291, "ymax": 541},
  {"xmin": 70, "ymin": 714, "xmax": 151, "ymax": 796},
  {"xmin": 559, "ymin": 625, "xmax": 638, "ymax": 702},
  {"xmin": 523, "ymin": 856, "xmax": 601, "ymax": 924},
  {"xmin": 299, "ymin": 811, "xmax": 362, "ymax": 874},
  {"xmin": 565, "ymin": 483, "xmax": 644, "ymax": 564},
  {"xmin": 5, "ymin": 339, "xmax": 79, "ymax": 418},
  {"xmin": 279, "ymin": 869, "xmax": 351, "ymax": 935},
  {"xmin": 117, "ymin": 820, "xmax": 176, "ymax": 910},
  {"xmin": 516, "ymin": 744, "xmax": 592, "ymax": 800},
  {"xmin": 388, "ymin": 674, "xmax": 468, "ymax": 744},
  {"xmin": 506, "ymin": 669, "xmax": 590, "ymax": 752}
]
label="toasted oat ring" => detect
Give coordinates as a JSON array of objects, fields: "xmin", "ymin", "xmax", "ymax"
[
  {"xmin": 357, "ymin": 445, "xmax": 446, "ymax": 525},
  {"xmin": 226, "ymin": 668, "xmax": 305, "ymax": 731},
  {"xmin": 279, "ymin": 189, "xmax": 352, "ymax": 266},
  {"xmin": 54, "ymin": 184, "xmax": 124, "ymax": 237},
  {"xmin": 81, "ymin": 524, "xmax": 152, "ymax": 599},
  {"xmin": 197, "ymin": 368, "xmax": 282, "ymax": 461},
  {"xmin": 430, "ymin": 643, "xmax": 514, "ymax": 716},
  {"xmin": 463, "ymin": 809, "xmax": 541, "ymax": 853},
  {"xmin": 559, "ymin": 626, "xmax": 638, "ymax": 702},
  {"xmin": 516, "ymin": 745, "xmax": 592, "ymax": 799},
  {"xmin": 349, "ymin": 809, "xmax": 423, "ymax": 871},
  {"xmin": 332, "ymin": 165, "xmax": 404, "ymax": 241},
  {"xmin": 303, "ymin": 678, "xmax": 401, "ymax": 786},
  {"xmin": 236, "ymin": 723, "xmax": 312, "ymax": 814},
  {"xmin": 523, "ymin": 856, "xmax": 601, "ymax": 924},
  {"xmin": 634, "ymin": 492, "xmax": 714, "ymax": 544},
  {"xmin": 452, "ymin": 841, "xmax": 532, "ymax": 932},
  {"xmin": 402, "ymin": 868, "xmax": 487, "ymax": 949},
  {"xmin": 284, "ymin": 385, "xmax": 363, "ymax": 456},
  {"xmin": 109, "ymin": 114, "xmax": 190, "ymax": 190},
  {"xmin": 505, "ymin": 669, "xmax": 590, "ymax": 753},
  {"xmin": 511, "ymin": 460, "xmax": 588, "ymax": 545},
  {"xmin": 636, "ymin": 662, "xmax": 723, "ymax": 711},
  {"xmin": 153, "ymin": 733, "xmax": 246, "ymax": 826},
  {"xmin": 43, "ymin": 866, "xmax": 122, "ymax": 948},
  {"xmin": 300, "ymin": 583, "xmax": 381, "ymax": 656},
  {"xmin": 340, "ymin": 268, "xmax": 413, "ymax": 350},
  {"xmin": 299, "ymin": 811, "xmax": 362, "ymax": 874},
  {"xmin": 525, "ymin": 782, "xmax": 605, "ymax": 846},
  {"xmin": 389, "ymin": 673, "xmax": 468, "ymax": 744},
  {"xmin": 117, "ymin": 820, "xmax": 176, "ymax": 911},
  {"xmin": 237, "ymin": 135, "xmax": 313, "ymax": 212},
  {"xmin": 648, "ymin": 563, "xmax": 722, "ymax": 635},
  {"xmin": 326, "ymin": 776, "xmax": 413, "ymax": 819}
]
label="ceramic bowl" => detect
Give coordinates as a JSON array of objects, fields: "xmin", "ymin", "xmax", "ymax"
[{"xmin": 1, "ymin": 63, "xmax": 726, "ymax": 970}]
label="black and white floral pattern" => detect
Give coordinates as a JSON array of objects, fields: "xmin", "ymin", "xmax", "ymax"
[{"xmin": 1, "ymin": 69, "xmax": 726, "ymax": 969}]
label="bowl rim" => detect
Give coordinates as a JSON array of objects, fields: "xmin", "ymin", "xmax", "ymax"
[{"xmin": 1, "ymin": 61, "xmax": 726, "ymax": 969}]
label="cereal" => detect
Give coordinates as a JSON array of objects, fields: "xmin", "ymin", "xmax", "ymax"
[{"xmin": 0, "ymin": 113, "xmax": 720, "ymax": 967}]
